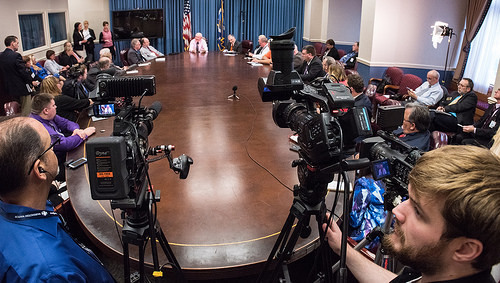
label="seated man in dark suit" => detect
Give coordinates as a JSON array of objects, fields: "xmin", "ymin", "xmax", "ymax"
[
  {"xmin": 455, "ymin": 87, "xmax": 500, "ymax": 146},
  {"xmin": 225, "ymin": 34, "xmax": 242, "ymax": 53},
  {"xmin": 127, "ymin": 38, "xmax": 145, "ymax": 65},
  {"xmin": 393, "ymin": 103, "xmax": 431, "ymax": 151},
  {"xmin": 87, "ymin": 57, "xmax": 124, "ymax": 87},
  {"xmin": 430, "ymin": 78, "xmax": 477, "ymax": 133},
  {"xmin": 347, "ymin": 73, "xmax": 372, "ymax": 118},
  {"xmin": 297, "ymin": 45, "xmax": 325, "ymax": 83}
]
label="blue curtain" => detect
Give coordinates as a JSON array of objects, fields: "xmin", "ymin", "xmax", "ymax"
[
  {"xmin": 18, "ymin": 14, "xmax": 45, "ymax": 51},
  {"xmin": 48, "ymin": 13, "xmax": 67, "ymax": 43},
  {"xmin": 109, "ymin": 0, "xmax": 304, "ymax": 55}
]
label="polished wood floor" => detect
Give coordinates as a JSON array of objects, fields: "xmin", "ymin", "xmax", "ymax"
[{"xmin": 66, "ymin": 52, "xmax": 343, "ymax": 280}]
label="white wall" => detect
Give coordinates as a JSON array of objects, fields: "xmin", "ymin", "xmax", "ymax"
[
  {"xmin": 67, "ymin": 0, "xmax": 109, "ymax": 42},
  {"xmin": 0, "ymin": 0, "xmax": 68, "ymax": 59},
  {"xmin": 362, "ymin": 0, "xmax": 467, "ymax": 70},
  {"xmin": 327, "ymin": 0, "xmax": 362, "ymax": 45}
]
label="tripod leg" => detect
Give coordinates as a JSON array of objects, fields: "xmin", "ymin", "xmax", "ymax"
[
  {"xmin": 139, "ymin": 243, "xmax": 145, "ymax": 283},
  {"xmin": 313, "ymin": 204, "xmax": 333, "ymax": 283},
  {"xmin": 257, "ymin": 212, "xmax": 297, "ymax": 283},
  {"xmin": 123, "ymin": 241, "xmax": 131, "ymax": 283},
  {"xmin": 156, "ymin": 227, "xmax": 186, "ymax": 282}
]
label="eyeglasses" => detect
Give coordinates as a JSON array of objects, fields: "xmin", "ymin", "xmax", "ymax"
[
  {"xmin": 403, "ymin": 119, "xmax": 414, "ymax": 124},
  {"xmin": 27, "ymin": 136, "xmax": 61, "ymax": 175},
  {"xmin": 458, "ymin": 83, "xmax": 468, "ymax": 88}
]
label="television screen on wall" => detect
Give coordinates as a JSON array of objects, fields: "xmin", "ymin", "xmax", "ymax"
[{"xmin": 112, "ymin": 9, "xmax": 164, "ymax": 40}]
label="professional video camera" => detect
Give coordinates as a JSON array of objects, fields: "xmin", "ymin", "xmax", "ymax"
[
  {"xmin": 258, "ymin": 28, "xmax": 371, "ymax": 168},
  {"xmin": 257, "ymin": 28, "xmax": 372, "ymax": 283},
  {"xmin": 86, "ymin": 75, "xmax": 193, "ymax": 209},
  {"xmin": 358, "ymin": 130, "xmax": 422, "ymax": 209}
]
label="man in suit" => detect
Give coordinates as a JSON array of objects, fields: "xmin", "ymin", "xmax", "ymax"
[
  {"xmin": 297, "ymin": 45, "xmax": 325, "ymax": 83},
  {"xmin": 455, "ymin": 87, "xmax": 500, "ymax": 146},
  {"xmin": 393, "ymin": 103, "xmax": 431, "ymax": 151},
  {"xmin": 225, "ymin": 34, "xmax": 242, "ymax": 53},
  {"xmin": 430, "ymin": 78, "xmax": 477, "ymax": 133},
  {"xmin": 0, "ymin": 35, "xmax": 39, "ymax": 116},
  {"xmin": 127, "ymin": 38, "xmax": 145, "ymax": 65}
]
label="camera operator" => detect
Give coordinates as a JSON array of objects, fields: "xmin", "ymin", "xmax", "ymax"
[
  {"xmin": 324, "ymin": 145, "xmax": 500, "ymax": 282},
  {"xmin": 393, "ymin": 103, "xmax": 431, "ymax": 151},
  {"xmin": 62, "ymin": 64, "xmax": 92, "ymax": 99},
  {"xmin": 0, "ymin": 117, "xmax": 114, "ymax": 282}
]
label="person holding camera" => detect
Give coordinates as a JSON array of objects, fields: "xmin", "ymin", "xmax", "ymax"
[
  {"xmin": 0, "ymin": 117, "xmax": 113, "ymax": 282},
  {"xmin": 29, "ymin": 93, "xmax": 95, "ymax": 180},
  {"xmin": 324, "ymin": 145, "xmax": 500, "ymax": 283}
]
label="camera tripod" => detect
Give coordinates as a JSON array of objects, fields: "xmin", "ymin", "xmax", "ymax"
[
  {"xmin": 120, "ymin": 190, "xmax": 185, "ymax": 283},
  {"xmin": 257, "ymin": 158, "xmax": 369, "ymax": 283}
]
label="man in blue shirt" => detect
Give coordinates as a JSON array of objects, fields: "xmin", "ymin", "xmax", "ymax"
[
  {"xmin": 0, "ymin": 117, "xmax": 114, "ymax": 282},
  {"xmin": 393, "ymin": 103, "xmax": 431, "ymax": 151}
]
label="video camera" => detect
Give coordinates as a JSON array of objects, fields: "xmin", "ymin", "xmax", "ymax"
[
  {"xmin": 257, "ymin": 28, "xmax": 372, "ymax": 167},
  {"xmin": 359, "ymin": 130, "xmax": 423, "ymax": 209},
  {"xmin": 86, "ymin": 75, "xmax": 193, "ymax": 209}
]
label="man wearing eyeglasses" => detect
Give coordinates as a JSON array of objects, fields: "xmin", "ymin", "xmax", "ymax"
[
  {"xmin": 393, "ymin": 103, "xmax": 431, "ymax": 151},
  {"xmin": 430, "ymin": 78, "xmax": 477, "ymax": 133},
  {"xmin": 0, "ymin": 117, "xmax": 115, "ymax": 282},
  {"xmin": 29, "ymin": 93, "xmax": 95, "ymax": 180}
]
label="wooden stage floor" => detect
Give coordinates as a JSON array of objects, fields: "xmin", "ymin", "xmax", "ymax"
[{"xmin": 66, "ymin": 52, "xmax": 343, "ymax": 280}]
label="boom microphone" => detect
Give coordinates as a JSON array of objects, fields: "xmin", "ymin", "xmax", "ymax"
[{"xmin": 146, "ymin": 101, "xmax": 162, "ymax": 120}]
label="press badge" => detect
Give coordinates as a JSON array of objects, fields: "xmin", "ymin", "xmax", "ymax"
[{"xmin": 489, "ymin": 121, "xmax": 496, "ymax": 128}]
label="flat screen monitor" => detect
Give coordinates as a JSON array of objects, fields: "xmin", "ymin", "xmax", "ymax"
[{"xmin": 112, "ymin": 9, "xmax": 164, "ymax": 40}]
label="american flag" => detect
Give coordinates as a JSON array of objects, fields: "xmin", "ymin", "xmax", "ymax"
[{"xmin": 183, "ymin": 0, "xmax": 192, "ymax": 51}]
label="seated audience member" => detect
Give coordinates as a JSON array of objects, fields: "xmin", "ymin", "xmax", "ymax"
[
  {"xmin": 41, "ymin": 76, "xmax": 92, "ymax": 122},
  {"xmin": 248, "ymin": 35, "xmax": 269, "ymax": 59},
  {"xmin": 44, "ymin": 50, "xmax": 69, "ymax": 78},
  {"xmin": 323, "ymin": 39, "xmax": 340, "ymax": 60},
  {"xmin": 27, "ymin": 55, "xmax": 53, "ymax": 80},
  {"xmin": 29, "ymin": 93, "xmax": 95, "ymax": 180},
  {"xmin": 339, "ymin": 41, "xmax": 359, "ymax": 69},
  {"xmin": 189, "ymin": 33, "xmax": 208, "ymax": 53},
  {"xmin": 62, "ymin": 64, "xmax": 91, "ymax": 99},
  {"xmin": 297, "ymin": 45, "xmax": 326, "ymax": 83},
  {"xmin": 59, "ymin": 41, "xmax": 84, "ymax": 67},
  {"xmin": 430, "ymin": 78, "xmax": 477, "ymax": 133},
  {"xmin": 455, "ymin": 87, "xmax": 500, "ymax": 146},
  {"xmin": 99, "ymin": 21, "xmax": 116, "ymax": 59},
  {"xmin": 0, "ymin": 117, "xmax": 114, "ymax": 282},
  {"xmin": 348, "ymin": 74, "xmax": 372, "ymax": 119},
  {"xmin": 322, "ymin": 56, "xmax": 336, "ymax": 75},
  {"xmin": 224, "ymin": 34, "xmax": 242, "ymax": 53},
  {"xmin": 100, "ymin": 48, "xmax": 127, "ymax": 71},
  {"xmin": 393, "ymin": 103, "xmax": 431, "ymax": 151},
  {"xmin": 22, "ymin": 56, "xmax": 42, "ymax": 91},
  {"xmin": 324, "ymin": 145, "xmax": 500, "ymax": 283},
  {"xmin": 140, "ymin": 37, "xmax": 163, "ymax": 60},
  {"xmin": 403, "ymin": 70, "xmax": 443, "ymax": 106},
  {"xmin": 293, "ymin": 45, "xmax": 303, "ymax": 71},
  {"xmin": 252, "ymin": 50, "xmax": 272, "ymax": 65},
  {"xmin": 328, "ymin": 62, "xmax": 347, "ymax": 85},
  {"xmin": 127, "ymin": 38, "xmax": 145, "ymax": 65},
  {"xmin": 87, "ymin": 57, "xmax": 125, "ymax": 87}
]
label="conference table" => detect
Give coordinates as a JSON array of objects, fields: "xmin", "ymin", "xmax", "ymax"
[{"xmin": 66, "ymin": 52, "xmax": 343, "ymax": 280}]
